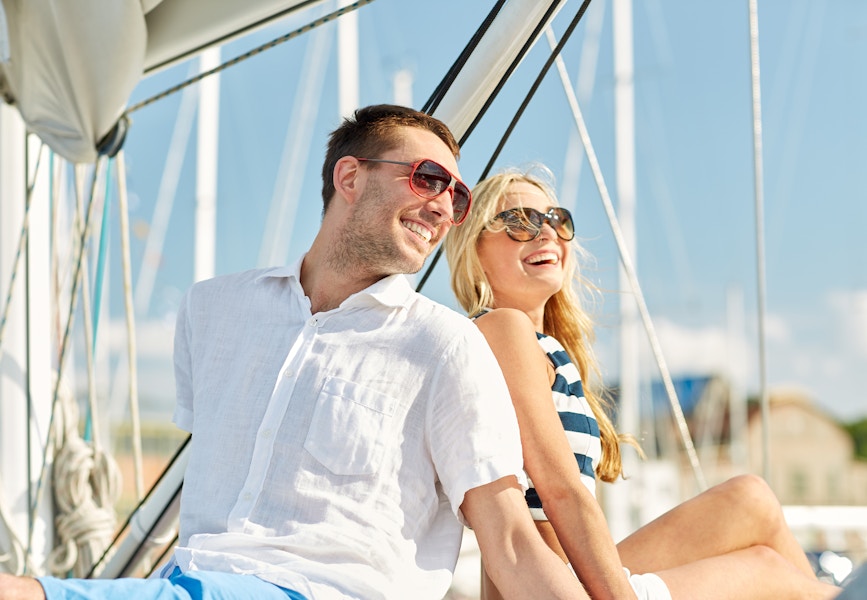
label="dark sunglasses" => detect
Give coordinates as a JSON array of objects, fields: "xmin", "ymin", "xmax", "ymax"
[
  {"xmin": 356, "ymin": 158, "xmax": 472, "ymax": 225},
  {"xmin": 493, "ymin": 206, "xmax": 575, "ymax": 242}
]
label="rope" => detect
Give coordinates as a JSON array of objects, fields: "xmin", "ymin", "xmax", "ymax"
[
  {"xmin": 115, "ymin": 151, "xmax": 145, "ymax": 500},
  {"xmin": 73, "ymin": 164, "xmax": 102, "ymax": 460},
  {"xmin": 125, "ymin": 0, "xmax": 375, "ymax": 115},
  {"xmin": 27, "ymin": 159, "xmax": 104, "ymax": 557},
  {"xmin": 45, "ymin": 375, "xmax": 121, "ymax": 577},
  {"xmin": 0, "ymin": 142, "xmax": 44, "ymax": 355},
  {"xmin": 748, "ymin": 0, "xmax": 771, "ymax": 483},
  {"xmin": 545, "ymin": 26, "xmax": 707, "ymax": 490}
]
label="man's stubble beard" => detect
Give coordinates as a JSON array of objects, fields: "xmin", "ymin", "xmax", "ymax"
[{"xmin": 326, "ymin": 179, "xmax": 428, "ymax": 278}]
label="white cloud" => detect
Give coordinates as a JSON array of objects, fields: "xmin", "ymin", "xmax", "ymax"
[
  {"xmin": 652, "ymin": 318, "xmax": 745, "ymax": 379},
  {"xmin": 828, "ymin": 289, "xmax": 867, "ymax": 358},
  {"xmin": 105, "ymin": 316, "xmax": 176, "ymax": 359},
  {"xmin": 593, "ymin": 301, "xmax": 867, "ymax": 421}
]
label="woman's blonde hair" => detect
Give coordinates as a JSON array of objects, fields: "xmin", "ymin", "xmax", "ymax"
[{"xmin": 444, "ymin": 165, "xmax": 638, "ymax": 482}]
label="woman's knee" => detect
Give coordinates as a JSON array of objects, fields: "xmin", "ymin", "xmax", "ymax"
[
  {"xmin": 742, "ymin": 544, "xmax": 809, "ymax": 575},
  {"xmin": 720, "ymin": 475, "xmax": 780, "ymax": 515}
]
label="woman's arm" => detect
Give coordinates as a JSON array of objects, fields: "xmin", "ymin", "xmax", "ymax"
[
  {"xmin": 475, "ymin": 309, "xmax": 637, "ymax": 600},
  {"xmin": 461, "ymin": 476, "xmax": 589, "ymax": 600}
]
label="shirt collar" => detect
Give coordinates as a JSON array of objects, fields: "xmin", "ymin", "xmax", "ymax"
[
  {"xmin": 255, "ymin": 256, "xmax": 414, "ymax": 310},
  {"xmin": 254, "ymin": 258, "xmax": 303, "ymax": 283}
]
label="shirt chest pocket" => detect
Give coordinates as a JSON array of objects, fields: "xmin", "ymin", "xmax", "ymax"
[{"xmin": 304, "ymin": 376, "xmax": 399, "ymax": 476}]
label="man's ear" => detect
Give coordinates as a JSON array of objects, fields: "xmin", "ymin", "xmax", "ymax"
[{"xmin": 333, "ymin": 156, "xmax": 363, "ymax": 205}]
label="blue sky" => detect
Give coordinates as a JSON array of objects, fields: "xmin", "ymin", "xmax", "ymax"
[{"xmin": 107, "ymin": 0, "xmax": 867, "ymax": 422}]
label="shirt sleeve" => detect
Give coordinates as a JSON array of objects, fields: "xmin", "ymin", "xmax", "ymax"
[
  {"xmin": 427, "ymin": 322, "xmax": 527, "ymax": 525},
  {"xmin": 172, "ymin": 288, "xmax": 194, "ymax": 433}
]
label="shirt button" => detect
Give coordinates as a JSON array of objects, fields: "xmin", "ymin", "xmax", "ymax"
[
  {"xmin": 242, "ymin": 492, "xmax": 253, "ymax": 501},
  {"xmin": 261, "ymin": 429, "xmax": 273, "ymax": 438},
  {"xmin": 283, "ymin": 370, "xmax": 293, "ymax": 378},
  {"xmin": 308, "ymin": 317, "xmax": 318, "ymax": 327}
]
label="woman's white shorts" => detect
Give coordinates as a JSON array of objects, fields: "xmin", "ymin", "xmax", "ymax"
[
  {"xmin": 568, "ymin": 564, "xmax": 672, "ymax": 600},
  {"xmin": 624, "ymin": 567, "xmax": 672, "ymax": 600}
]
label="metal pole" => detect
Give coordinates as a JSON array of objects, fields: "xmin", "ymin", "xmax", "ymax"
[{"xmin": 747, "ymin": 0, "xmax": 771, "ymax": 483}]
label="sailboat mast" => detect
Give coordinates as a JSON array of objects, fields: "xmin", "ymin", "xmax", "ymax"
[
  {"xmin": 609, "ymin": 0, "xmax": 640, "ymax": 542},
  {"xmin": 337, "ymin": 0, "xmax": 359, "ymax": 118},
  {"xmin": 0, "ymin": 104, "xmax": 53, "ymax": 574},
  {"xmin": 194, "ymin": 47, "xmax": 220, "ymax": 284}
]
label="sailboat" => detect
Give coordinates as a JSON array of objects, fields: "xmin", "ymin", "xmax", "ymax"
[{"xmin": 0, "ymin": 0, "xmax": 864, "ymax": 596}]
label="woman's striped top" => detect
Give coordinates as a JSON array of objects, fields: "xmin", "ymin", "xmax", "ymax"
[{"xmin": 526, "ymin": 332, "xmax": 602, "ymax": 521}]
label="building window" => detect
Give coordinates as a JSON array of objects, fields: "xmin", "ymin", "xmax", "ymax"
[{"xmin": 790, "ymin": 468, "xmax": 808, "ymax": 503}]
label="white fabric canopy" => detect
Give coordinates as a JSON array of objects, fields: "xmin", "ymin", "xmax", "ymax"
[
  {"xmin": 0, "ymin": 0, "xmax": 316, "ymax": 163},
  {"xmin": 0, "ymin": 0, "xmax": 148, "ymax": 163}
]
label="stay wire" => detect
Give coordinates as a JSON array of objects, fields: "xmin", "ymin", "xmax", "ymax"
[
  {"xmin": 87, "ymin": 435, "xmax": 190, "ymax": 579},
  {"xmin": 27, "ymin": 159, "xmax": 104, "ymax": 560},
  {"xmin": 0, "ymin": 141, "xmax": 45, "ymax": 355},
  {"xmin": 421, "ymin": 0, "xmax": 507, "ymax": 116},
  {"xmin": 125, "ymin": 0, "xmax": 375, "ymax": 115},
  {"xmin": 458, "ymin": 0, "xmax": 576, "ymax": 148},
  {"xmin": 479, "ymin": 0, "xmax": 592, "ymax": 178},
  {"xmin": 416, "ymin": 0, "xmax": 592, "ymax": 294},
  {"xmin": 545, "ymin": 26, "xmax": 707, "ymax": 490}
]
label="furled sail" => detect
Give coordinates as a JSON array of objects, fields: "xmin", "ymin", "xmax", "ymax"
[{"xmin": 0, "ymin": 0, "xmax": 320, "ymax": 164}]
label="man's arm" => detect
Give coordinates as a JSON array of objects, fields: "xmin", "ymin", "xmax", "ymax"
[{"xmin": 461, "ymin": 476, "xmax": 589, "ymax": 600}]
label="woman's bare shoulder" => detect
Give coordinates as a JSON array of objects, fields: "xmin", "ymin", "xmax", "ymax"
[
  {"xmin": 474, "ymin": 307, "xmax": 536, "ymax": 334},
  {"xmin": 473, "ymin": 308, "xmax": 543, "ymax": 362}
]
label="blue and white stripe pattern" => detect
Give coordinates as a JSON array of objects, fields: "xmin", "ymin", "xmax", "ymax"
[{"xmin": 526, "ymin": 332, "xmax": 602, "ymax": 521}]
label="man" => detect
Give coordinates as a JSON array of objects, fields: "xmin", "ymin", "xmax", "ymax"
[{"xmin": 0, "ymin": 105, "xmax": 586, "ymax": 599}]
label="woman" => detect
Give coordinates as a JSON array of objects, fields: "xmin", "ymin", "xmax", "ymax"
[{"xmin": 444, "ymin": 166, "xmax": 840, "ymax": 600}]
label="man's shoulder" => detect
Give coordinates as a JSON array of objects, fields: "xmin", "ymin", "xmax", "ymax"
[
  {"xmin": 190, "ymin": 267, "xmax": 284, "ymax": 294},
  {"xmin": 405, "ymin": 292, "xmax": 474, "ymax": 330},
  {"xmin": 401, "ymin": 292, "xmax": 495, "ymax": 357},
  {"xmin": 184, "ymin": 267, "xmax": 294, "ymax": 313}
]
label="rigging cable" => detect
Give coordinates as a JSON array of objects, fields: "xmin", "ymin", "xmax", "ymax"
[
  {"xmin": 458, "ymin": 0, "xmax": 571, "ymax": 149},
  {"xmin": 545, "ymin": 26, "xmax": 706, "ymax": 490},
  {"xmin": 747, "ymin": 0, "xmax": 771, "ymax": 482},
  {"xmin": 71, "ymin": 163, "xmax": 102, "ymax": 482},
  {"xmin": 420, "ymin": 0, "xmax": 507, "ymax": 116},
  {"xmin": 416, "ymin": 0, "xmax": 592, "ymax": 293},
  {"xmin": 88, "ymin": 436, "xmax": 190, "ymax": 579},
  {"xmin": 126, "ymin": 0, "xmax": 375, "ymax": 115},
  {"xmin": 115, "ymin": 151, "xmax": 145, "ymax": 501},
  {"xmin": 0, "ymin": 142, "xmax": 44, "ymax": 577},
  {"xmin": 0, "ymin": 142, "xmax": 44, "ymax": 354},
  {"xmin": 26, "ymin": 158, "xmax": 120, "ymax": 568},
  {"xmin": 42, "ymin": 160, "xmax": 122, "ymax": 577}
]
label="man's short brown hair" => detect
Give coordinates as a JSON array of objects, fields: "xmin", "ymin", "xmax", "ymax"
[{"xmin": 320, "ymin": 105, "xmax": 460, "ymax": 213}]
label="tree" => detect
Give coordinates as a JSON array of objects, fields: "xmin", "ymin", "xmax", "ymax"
[{"xmin": 843, "ymin": 418, "xmax": 867, "ymax": 461}]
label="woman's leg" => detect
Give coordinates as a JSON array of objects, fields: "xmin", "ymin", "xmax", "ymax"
[
  {"xmin": 617, "ymin": 474, "xmax": 815, "ymax": 577},
  {"xmin": 656, "ymin": 546, "xmax": 840, "ymax": 600}
]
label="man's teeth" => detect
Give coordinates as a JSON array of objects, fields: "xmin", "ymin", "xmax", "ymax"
[
  {"xmin": 526, "ymin": 253, "xmax": 558, "ymax": 264},
  {"xmin": 402, "ymin": 220, "xmax": 432, "ymax": 242}
]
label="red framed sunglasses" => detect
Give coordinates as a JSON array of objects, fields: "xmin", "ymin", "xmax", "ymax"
[{"xmin": 356, "ymin": 157, "xmax": 472, "ymax": 225}]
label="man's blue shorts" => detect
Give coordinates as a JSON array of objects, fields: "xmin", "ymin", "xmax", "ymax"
[{"xmin": 38, "ymin": 567, "xmax": 309, "ymax": 600}]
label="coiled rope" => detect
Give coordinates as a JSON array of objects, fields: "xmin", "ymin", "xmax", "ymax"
[
  {"xmin": 23, "ymin": 158, "xmax": 123, "ymax": 575},
  {"xmin": 46, "ymin": 375, "xmax": 121, "ymax": 577}
]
